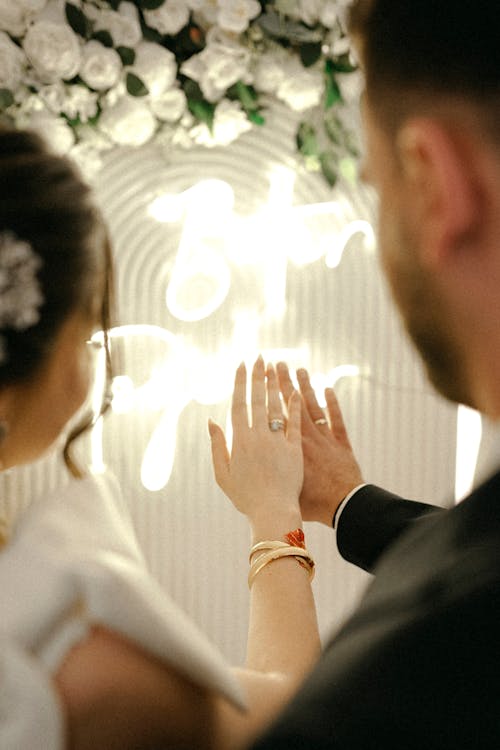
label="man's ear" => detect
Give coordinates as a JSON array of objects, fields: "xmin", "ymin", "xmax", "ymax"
[{"xmin": 395, "ymin": 118, "xmax": 480, "ymax": 268}]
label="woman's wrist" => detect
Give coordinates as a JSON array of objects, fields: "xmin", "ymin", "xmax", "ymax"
[{"xmin": 249, "ymin": 508, "xmax": 303, "ymax": 542}]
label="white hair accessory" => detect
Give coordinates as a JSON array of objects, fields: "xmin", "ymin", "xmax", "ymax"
[{"xmin": 0, "ymin": 231, "xmax": 44, "ymax": 364}]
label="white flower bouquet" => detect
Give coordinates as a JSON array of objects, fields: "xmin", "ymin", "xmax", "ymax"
[{"xmin": 0, "ymin": 0, "xmax": 359, "ymax": 184}]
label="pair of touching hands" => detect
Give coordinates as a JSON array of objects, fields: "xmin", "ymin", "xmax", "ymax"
[{"xmin": 209, "ymin": 358, "xmax": 363, "ymax": 528}]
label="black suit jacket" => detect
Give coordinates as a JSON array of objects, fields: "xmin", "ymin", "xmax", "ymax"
[{"xmin": 251, "ymin": 474, "xmax": 500, "ymax": 749}]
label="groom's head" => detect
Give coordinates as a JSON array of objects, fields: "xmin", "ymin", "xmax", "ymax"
[{"xmin": 348, "ymin": 1, "xmax": 500, "ymax": 415}]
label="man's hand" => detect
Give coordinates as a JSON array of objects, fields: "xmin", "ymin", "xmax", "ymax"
[{"xmin": 277, "ymin": 363, "xmax": 364, "ymax": 527}]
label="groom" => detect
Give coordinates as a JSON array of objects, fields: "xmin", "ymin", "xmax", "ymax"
[{"xmin": 252, "ymin": 1, "xmax": 500, "ymax": 747}]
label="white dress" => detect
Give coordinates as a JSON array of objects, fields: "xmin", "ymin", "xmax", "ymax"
[{"xmin": 0, "ymin": 472, "xmax": 245, "ymax": 749}]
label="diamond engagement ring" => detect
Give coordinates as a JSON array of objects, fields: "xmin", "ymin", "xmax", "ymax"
[
  {"xmin": 269, "ymin": 419, "xmax": 286, "ymax": 432},
  {"xmin": 314, "ymin": 418, "xmax": 328, "ymax": 425}
]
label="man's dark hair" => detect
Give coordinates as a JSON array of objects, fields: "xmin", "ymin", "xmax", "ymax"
[{"xmin": 348, "ymin": 1, "xmax": 500, "ymax": 140}]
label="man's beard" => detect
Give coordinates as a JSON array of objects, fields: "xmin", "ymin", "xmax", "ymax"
[{"xmin": 381, "ymin": 219, "xmax": 474, "ymax": 409}]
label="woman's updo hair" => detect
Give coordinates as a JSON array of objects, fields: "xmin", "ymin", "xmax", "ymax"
[
  {"xmin": 0, "ymin": 128, "xmax": 113, "ymax": 387},
  {"xmin": 0, "ymin": 128, "xmax": 114, "ymax": 475}
]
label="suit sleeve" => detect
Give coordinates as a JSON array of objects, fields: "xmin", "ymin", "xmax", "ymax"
[{"xmin": 336, "ymin": 484, "xmax": 441, "ymax": 573}]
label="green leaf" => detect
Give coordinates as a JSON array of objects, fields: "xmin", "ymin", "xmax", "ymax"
[
  {"xmin": 92, "ymin": 30, "xmax": 113, "ymax": 48},
  {"xmin": 139, "ymin": 15, "xmax": 164, "ymax": 44},
  {"xmin": 330, "ymin": 53, "xmax": 357, "ymax": 74},
  {"xmin": 339, "ymin": 157, "xmax": 358, "ymax": 184},
  {"xmin": 300, "ymin": 42, "xmax": 322, "ymax": 68},
  {"xmin": 324, "ymin": 65, "xmax": 342, "ymax": 109},
  {"xmin": 117, "ymin": 46, "xmax": 136, "ymax": 66},
  {"xmin": 248, "ymin": 110, "xmax": 265, "ymax": 126},
  {"xmin": 296, "ymin": 122, "xmax": 320, "ymax": 157},
  {"xmin": 137, "ymin": 0, "xmax": 166, "ymax": 9},
  {"xmin": 65, "ymin": 2, "xmax": 92, "ymax": 38},
  {"xmin": 319, "ymin": 151, "xmax": 339, "ymax": 187},
  {"xmin": 0, "ymin": 89, "xmax": 14, "ymax": 110},
  {"xmin": 227, "ymin": 81, "xmax": 259, "ymax": 110},
  {"xmin": 183, "ymin": 79, "xmax": 205, "ymax": 103},
  {"xmin": 324, "ymin": 114, "xmax": 343, "ymax": 145},
  {"xmin": 126, "ymin": 72, "xmax": 149, "ymax": 97},
  {"xmin": 188, "ymin": 98, "xmax": 215, "ymax": 131}
]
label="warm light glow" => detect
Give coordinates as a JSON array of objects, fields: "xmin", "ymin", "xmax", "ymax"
[
  {"xmin": 90, "ymin": 323, "xmax": 361, "ymax": 491},
  {"xmin": 166, "ymin": 246, "xmax": 231, "ymax": 323},
  {"xmin": 147, "ymin": 193, "xmax": 184, "ymax": 223},
  {"xmin": 110, "ymin": 375, "xmax": 135, "ymax": 414},
  {"xmin": 141, "ymin": 403, "xmax": 187, "ymax": 492},
  {"xmin": 455, "ymin": 404, "xmax": 482, "ymax": 502},
  {"xmin": 260, "ymin": 167, "xmax": 296, "ymax": 319},
  {"xmin": 325, "ymin": 219, "xmax": 376, "ymax": 269},
  {"xmin": 310, "ymin": 365, "xmax": 361, "ymax": 408},
  {"xmin": 117, "ymin": 181, "xmax": 376, "ymax": 490},
  {"xmin": 149, "ymin": 178, "xmax": 376, "ymax": 327},
  {"xmin": 90, "ymin": 325, "xmax": 188, "ymax": 490},
  {"xmin": 165, "ymin": 180, "xmax": 234, "ymax": 322}
]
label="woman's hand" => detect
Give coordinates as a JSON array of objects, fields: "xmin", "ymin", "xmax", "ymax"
[{"xmin": 209, "ymin": 357, "xmax": 303, "ymax": 531}]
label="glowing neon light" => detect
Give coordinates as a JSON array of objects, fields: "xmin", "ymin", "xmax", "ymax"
[
  {"xmin": 165, "ymin": 180, "xmax": 234, "ymax": 322},
  {"xmin": 90, "ymin": 324, "xmax": 362, "ymax": 491},
  {"xmin": 455, "ymin": 404, "xmax": 482, "ymax": 503},
  {"xmin": 325, "ymin": 220, "xmax": 376, "ymax": 269}
]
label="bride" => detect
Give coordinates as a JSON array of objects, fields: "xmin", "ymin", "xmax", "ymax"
[{"xmin": 0, "ymin": 128, "xmax": 320, "ymax": 749}]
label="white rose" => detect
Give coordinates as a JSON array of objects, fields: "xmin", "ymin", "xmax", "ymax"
[
  {"xmin": 132, "ymin": 41, "xmax": 177, "ymax": 98},
  {"xmin": 252, "ymin": 52, "xmax": 286, "ymax": 95},
  {"xmin": 181, "ymin": 39, "xmax": 250, "ymax": 102},
  {"xmin": 150, "ymin": 87, "xmax": 187, "ymax": 122},
  {"xmin": 62, "ymin": 84, "xmax": 99, "ymax": 122},
  {"xmin": 101, "ymin": 80, "xmax": 127, "ymax": 109},
  {"xmin": 319, "ymin": 1, "xmax": 339, "ymax": 28},
  {"xmin": 13, "ymin": 93, "xmax": 46, "ymax": 128},
  {"xmin": 143, "ymin": 0, "xmax": 190, "ymax": 36},
  {"xmin": 337, "ymin": 70, "xmax": 364, "ymax": 104},
  {"xmin": 88, "ymin": 1, "xmax": 142, "ymax": 48},
  {"xmin": 191, "ymin": 99, "xmax": 251, "ymax": 147},
  {"xmin": 38, "ymin": 81, "xmax": 66, "ymax": 113},
  {"xmin": 0, "ymin": 0, "xmax": 47, "ymax": 37},
  {"xmin": 36, "ymin": 0, "xmax": 71, "ymax": 24},
  {"xmin": 69, "ymin": 141, "xmax": 105, "ymax": 182},
  {"xmin": 99, "ymin": 96, "xmax": 157, "ymax": 146},
  {"xmin": 0, "ymin": 32, "xmax": 27, "ymax": 91},
  {"xmin": 21, "ymin": 0, "xmax": 48, "ymax": 11},
  {"xmin": 217, "ymin": 0, "xmax": 260, "ymax": 34},
  {"xmin": 80, "ymin": 40, "xmax": 122, "ymax": 91},
  {"xmin": 297, "ymin": 0, "xmax": 323, "ymax": 25},
  {"xmin": 75, "ymin": 123, "xmax": 113, "ymax": 149},
  {"xmin": 186, "ymin": 0, "xmax": 208, "ymax": 9},
  {"xmin": 190, "ymin": 0, "xmax": 218, "ymax": 28},
  {"xmin": 277, "ymin": 62, "xmax": 323, "ymax": 111},
  {"xmin": 0, "ymin": 1, "xmax": 26, "ymax": 38},
  {"xmin": 28, "ymin": 111, "xmax": 75, "ymax": 154},
  {"xmin": 22, "ymin": 20, "xmax": 82, "ymax": 83},
  {"xmin": 331, "ymin": 35, "xmax": 351, "ymax": 57}
]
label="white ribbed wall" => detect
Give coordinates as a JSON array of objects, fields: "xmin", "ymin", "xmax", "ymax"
[{"xmin": 1, "ymin": 102, "xmax": 459, "ymax": 663}]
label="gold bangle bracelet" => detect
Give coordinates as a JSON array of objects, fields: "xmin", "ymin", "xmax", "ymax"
[{"xmin": 248, "ymin": 545, "xmax": 315, "ymax": 588}]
